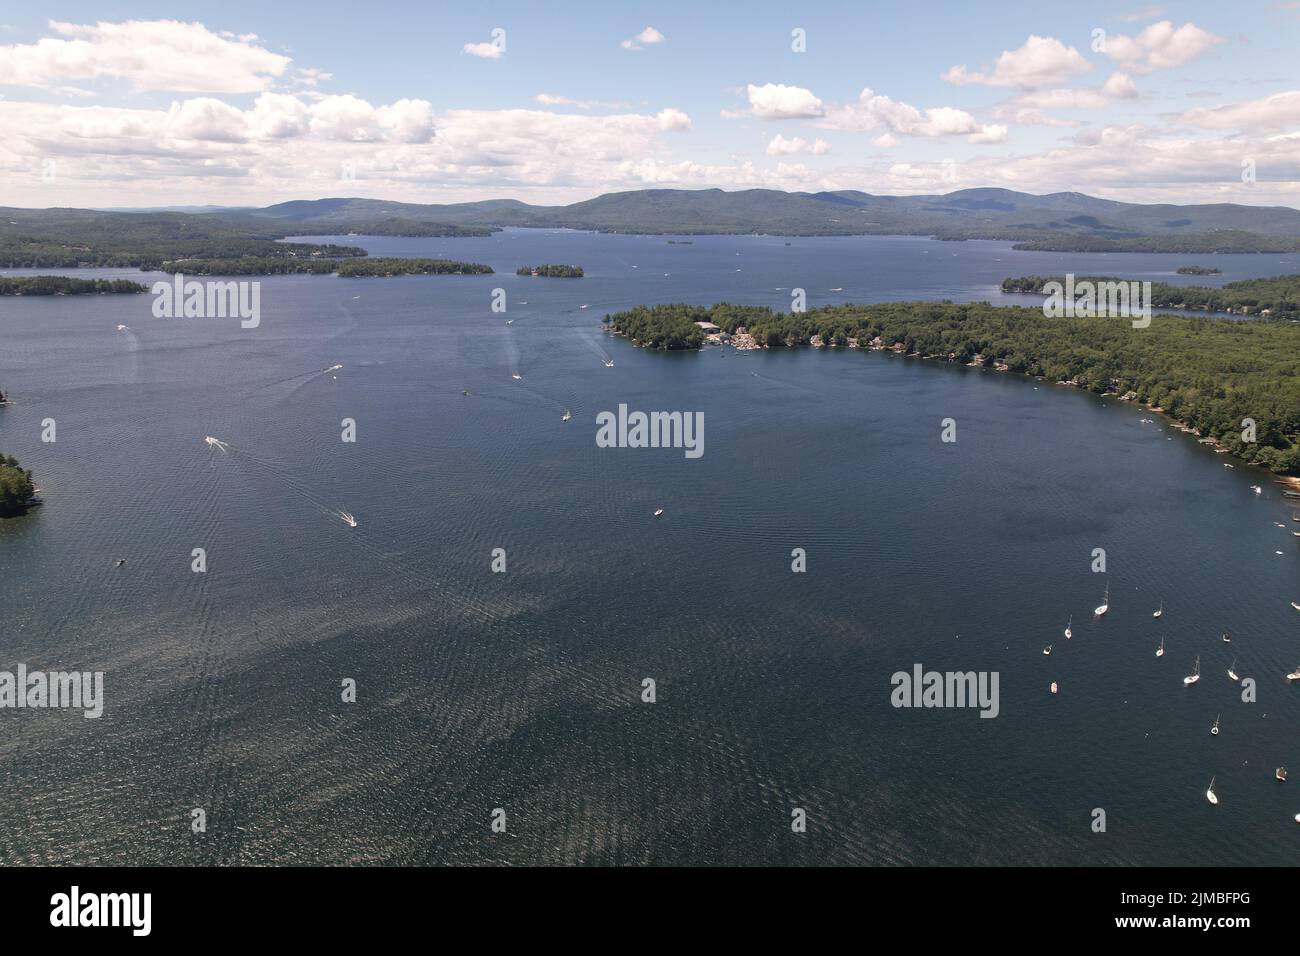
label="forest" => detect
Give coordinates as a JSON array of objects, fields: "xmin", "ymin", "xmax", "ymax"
[
  {"xmin": 603, "ymin": 300, "xmax": 1300, "ymax": 475},
  {"xmin": 1001, "ymin": 274, "xmax": 1300, "ymax": 319},
  {"xmin": 0, "ymin": 276, "xmax": 148, "ymax": 294},
  {"xmin": 0, "ymin": 454, "xmax": 36, "ymax": 517},
  {"xmin": 516, "ymin": 265, "xmax": 584, "ymax": 277}
]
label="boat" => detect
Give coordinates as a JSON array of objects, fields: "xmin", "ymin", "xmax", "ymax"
[
  {"xmin": 1291, "ymin": 513, "xmax": 1300, "ymax": 522},
  {"xmin": 1287, "ymin": 665, "xmax": 1300, "ymax": 681},
  {"xmin": 1251, "ymin": 485, "xmax": 1262, "ymax": 495},
  {"xmin": 1156, "ymin": 635, "xmax": 1165, "ymax": 658},
  {"xmin": 1277, "ymin": 767, "xmax": 1288, "ymax": 782},
  {"xmin": 1153, "ymin": 600, "xmax": 1163, "ymax": 619},
  {"xmin": 579, "ymin": 304, "xmax": 590, "ymax": 310},
  {"xmin": 1222, "ymin": 632, "xmax": 1232, "ymax": 644},
  {"xmin": 1064, "ymin": 615, "xmax": 1072, "ymax": 640},
  {"xmin": 505, "ymin": 319, "xmax": 513, "ymax": 325},
  {"xmin": 1206, "ymin": 776, "xmax": 1218, "ymax": 805},
  {"xmin": 653, "ymin": 508, "xmax": 664, "ymax": 517},
  {"xmin": 1043, "ymin": 645, "xmax": 1052, "ymax": 656},
  {"xmin": 1283, "ymin": 490, "xmax": 1300, "ymax": 499},
  {"xmin": 340, "ymin": 512, "xmax": 357, "ymax": 528},
  {"xmin": 511, "ymin": 373, "xmax": 521, "ymax": 380},
  {"xmin": 115, "ymin": 323, "xmax": 128, "ymax": 332},
  {"xmin": 1292, "ymin": 602, "xmax": 1300, "ymax": 612},
  {"xmin": 1050, "ymin": 682, "xmax": 1058, "ymax": 694},
  {"xmin": 1210, "ymin": 714, "xmax": 1220, "ymax": 736},
  {"xmin": 1184, "ymin": 656, "xmax": 1201, "ymax": 686},
  {"xmin": 1094, "ymin": 583, "xmax": 1109, "ymax": 617},
  {"xmin": 603, "ymin": 359, "xmax": 614, "ymax": 368},
  {"xmin": 114, "ymin": 558, "xmax": 126, "ymax": 568},
  {"xmin": 561, "ymin": 411, "xmax": 571, "ymax": 422},
  {"xmin": 1228, "ymin": 659, "xmax": 1238, "ymax": 681}
]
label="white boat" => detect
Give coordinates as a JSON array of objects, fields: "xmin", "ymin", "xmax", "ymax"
[
  {"xmin": 1094, "ymin": 584, "xmax": 1109, "ymax": 617},
  {"xmin": 115, "ymin": 323, "xmax": 128, "ymax": 332},
  {"xmin": 653, "ymin": 508, "xmax": 664, "ymax": 517},
  {"xmin": 1064, "ymin": 615, "xmax": 1072, "ymax": 640},
  {"xmin": 1152, "ymin": 600, "xmax": 1163, "ymax": 619},
  {"xmin": 1210, "ymin": 714, "xmax": 1220, "ymax": 736},
  {"xmin": 339, "ymin": 511, "xmax": 357, "ymax": 528},
  {"xmin": 561, "ymin": 411, "xmax": 571, "ymax": 422},
  {"xmin": 1276, "ymin": 767, "xmax": 1288, "ymax": 782},
  {"xmin": 1156, "ymin": 636, "xmax": 1165, "ymax": 658},
  {"xmin": 1206, "ymin": 776, "xmax": 1218, "ymax": 805},
  {"xmin": 505, "ymin": 319, "xmax": 513, "ymax": 325},
  {"xmin": 579, "ymin": 304, "xmax": 589, "ymax": 309},
  {"xmin": 1228, "ymin": 659, "xmax": 1238, "ymax": 681},
  {"xmin": 1292, "ymin": 602, "xmax": 1300, "ymax": 612},
  {"xmin": 1250, "ymin": 484, "xmax": 1262, "ymax": 494},
  {"xmin": 603, "ymin": 359, "xmax": 614, "ymax": 367},
  {"xmin": 1184, "ymin": 656, "xmax": 1201, "ymax": 686},
  {"xmin": 511, "ymin": 373, "xmax": 521, "ymax": 380},
  {"xmin": 1043, "ymin": 645, "xmax": 1052, "ymax": 656},
  {"xmin": 1050, "ymin": 681, "xmax": 1058, "ymax": 694},
  {"xmin": 1287, "ymin": 665, "xmax": 1300, "ymax": 681},
  {"xmin": 1222, "ymin": 632, "xmax": 1232, "ymax": 644}
]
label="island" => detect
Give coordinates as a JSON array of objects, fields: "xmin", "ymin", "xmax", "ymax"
[
  {"xmin": 1176, "ymin": 266, "xmax": 1222, "ymax": 276},
  {"xmin": 1001, "ymin": 273, "xmax": 1300, "ymax": 319},
  {"xmin": 516, "ymin": 264, "xmax": 584, "ymax": 278},
  {"xmin": 0, "ymin": 276, "xmax": 148, "ymax": 295},
  {"xmin": 0, "ymin": 454, "xmax": 37, "ymax": 517},
  {"xmin": 603, "ymin": 300, "xmax": 1300, "ymax": 476}
]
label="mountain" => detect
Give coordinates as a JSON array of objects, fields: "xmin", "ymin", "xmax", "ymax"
[{"xmin": 8, "ymin": 188, "xmax": 1300, "ymax": 256}]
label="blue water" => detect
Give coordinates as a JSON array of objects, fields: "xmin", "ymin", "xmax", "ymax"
[{"xmin": 0, "ymin": 230, "xmax": 1296, "ymax": 865}]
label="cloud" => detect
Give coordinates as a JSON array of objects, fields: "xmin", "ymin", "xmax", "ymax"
[
  {"xmin": 1102, "ymin": 20, "xmax": 1223, "ymax": 73},
  {"xmin": 821, "ymin": 88, "xmax": 1006, "ymax": 142},
  {"xmin": 942, "ymin": 35, "xmax": 1092, "ymax": 89},
  {"xmin": 0, "ymin": 19, "xmax": 291, "ymax": 92},
  {"xmin": 536, "ymin": 93, "xmax": 632, "ymax": 110},
  {"xmin": 1181, "ymin": 89, "xmax": 1300, "ymax": 130},
  {"xmin": 1119, "ymin": 5, "xmax": 1166, "ymax": 21},
  {"xmin": 655, "ymin": 107, "xmax": 691, "ymax": 130},
  {"xmin": 621, "ymin": 26, "xmax": 664, "ymax": 50},
  {"xmin": 743, "ymin": 83, "xmax": 825, "ymax": 119},
  {"xmin": 766, "ymin": 134, "xmax": 830, "ymax": 155},
  {"xmin": 463, "ymin": 36, "xmax": 504, "ymax": 59}
]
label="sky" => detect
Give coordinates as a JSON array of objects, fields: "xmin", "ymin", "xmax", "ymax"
[{"xmin": 2, "ymin": 1, "xmax": 1299, "ymax": 209}]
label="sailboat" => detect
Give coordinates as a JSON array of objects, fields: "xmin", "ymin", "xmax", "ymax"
[
  {"xmin": 603, "ymin": 359, "xmax": 614, "ymax": 368},
  {"xmin": 1094, "ymin": 584, "xmax": 1109, "ymax": 617},
  {"xmin": 1064, "ymin": 615, "xmax": 1072, "ymax": 639},
  {"xmin": 1050, "ymin": 681, "xmax": 1058, "ymax": 694},
  {"xmin": 1184, "ymin": 656, "xmax": 1201, "ymax": 686},
  {"xmin": 1210, "ymin": 714, "xmax": 1220, "ymax": 736},
  {"xmin": 1222, "ymin": 632, "xmax": 1232, "ymax": 644},
  {"xmin": 1156, "ymin": 635, "xmax": 1165, "ymax": 658},
  {"xmin": 1286, "ymin": 664, "xmax": 1300, "ymax": 681},
  {"xmin": 653, "ymin": 508, "xmax": 664, "ymax": 517},
  {"xmin": 561, "ymin": 410, "xmax": 571, "ymax": 422},
  {"xmin": 511, "ymin": 373, "xmax": 522, "ymax": 380},
  {"xmin": 1228, "ymin": 659, "xmax": 1239, "ymax": 681},
  {"xmin": 1291, "ymin": 601, "xmax": 1300, "ymax": 612},
  {"xmin": 1206, "ymin": 776, "xmax": 1219, "ymax": 805},
  {"xmin": 1152, "ymin": 600, "xmax": 1163, "ymax": 619},
  {"xmin": 1043, "ymin": 645, "xmax": 1052, "ymax": 656},
  {"xmin": 1276, "ymin": 767, "xmax": 1288, "ymax": 782}
]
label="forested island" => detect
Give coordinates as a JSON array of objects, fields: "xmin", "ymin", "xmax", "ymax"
[
  {"xmin": 1001, "ymin": 274, "xmax": 1300, "ymax": 319},
  {"xmin": 0, "ymin": 454, "xmax": 37, "ymax": 517},
  {"xmin": 1176, "ymin": 266, "xmax": 1222, "ymax": 275},
  {"xmin": 603, "ymin": 301, "xmax": 1300, "ymax": 475},
  {"xmin": 337, "ymin": 258, "xmax": 492, "ymax": 277},
  {"xmin": 0, "ymin": 276, "xmax": 148, "ymax": 295},
  {"xmin": 516, "ymin": 264, "xmax": 584, "ymax": 277}
]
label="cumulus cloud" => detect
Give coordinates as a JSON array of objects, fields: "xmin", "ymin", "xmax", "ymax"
[
  {"xmin": 1181, "ymin": 89, "xmax": 1300, "ymax": 130},
  {"xmin": 766, "ymin": 134, "xmax": 830, "ymax": 155},
  {"xmin": 463, "ymin": 36, "xmax": 504, "ymax": 59},
  {"xmin": 942, "ymin": 35, "xmax": 1092, "ymax": 89},
  {"xmin": 621, "ymin": 26, "xmax": 664, "ymax": 50},
  {"xmin": 743, "ymin": 83, "xmax": 825, "ymax": 119},
  {"xmin": 0, "ymin": 19, "xmax": 290, "ymax": 92},
  {"xmin": 1102, "ymin": 20, "xmax": 1223, "ymax": 74},
  {"xmin": 821, "ymin": 88, "xmax": 1006, "ymax": 142},
  {"xmin": 655, "ymin": 107, "xmax": 691, "ymax": 130}
]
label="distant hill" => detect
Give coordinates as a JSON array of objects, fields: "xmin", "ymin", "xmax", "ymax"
[{"xmin": 7, "ymin": 187, "xmax": 1300, "ymax": 255}]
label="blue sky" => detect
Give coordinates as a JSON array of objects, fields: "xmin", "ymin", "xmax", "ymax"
[{"xmin": 2, "ymin": 1, "xmax": 1299, "ymax": 208}]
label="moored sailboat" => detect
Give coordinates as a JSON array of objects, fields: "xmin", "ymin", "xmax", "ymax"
[
  {"xmin": 1206, "ymin": 776, "xmax": 1218, "ymax": 805},
  {"xmin": 1094, "ymin": 584, "xmax": 1109, "ymax": 617},
  {"xmin": 1184, "ymin": 656, "xmax": 1201, "ymax": 686}
]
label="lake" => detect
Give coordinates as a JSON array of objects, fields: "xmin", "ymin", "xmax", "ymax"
[{"xmin": 0, "ymin": 230, "xmax": 1297, "ymax": 865}]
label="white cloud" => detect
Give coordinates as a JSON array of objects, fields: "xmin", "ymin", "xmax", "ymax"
[
  {"xmin": 743, "ymin": 83, "xmax": 824, "ymax": 119},
  {"xmin": 621, "ymin": 26, "xmax": 664, "ymax": 50},
  {"xmin": 943, "ymin": 35, "xmax": 1092, "ymax": 89},
  {"xmin": 1102, "ymin": 20, "xmax": 1223, "ymax": 74},
  {"xmin": 1102, "ymin": 72, "xmax": 1139, "ymax": 99},
  {"xmin": 463, "ymin": 40, "xmax": 503, "ymax": 59},
  {"xmin": 821, "ymin": 88, "xmax": 1006, "ymax": 142},
  {"xmin": 0, "ymin": 19, "xmax": 290, "ymax": 92},
  {"xmin": 766, "ymin": 134, "xmax": 830, "ymax": 155},
  {"xmin": 655, "ymin": 107, "xmax": 691, "ymax": 130},
  {"xmin": 1181, "ymin": 89, "xmax": 1300, "ymax": 130}
]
